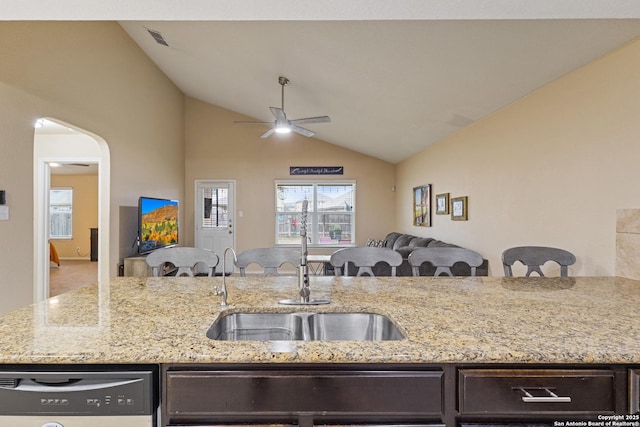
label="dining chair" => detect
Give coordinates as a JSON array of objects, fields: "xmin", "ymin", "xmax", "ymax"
[
  {"xmin": 145, "ymin": 246, "xmax": 219, "ymax": 277},
  {"xmin": 330, "ymin": 247, "xmax": 403, "ymax": 277},
  {"xmin": 502, "ymin": 246, "xmax": 576, "ymax": 277},
  {"xmin": 408, "ymin": 247, "xmax": 484, "ymax": 277},
  {"xmin": 235, "ymin": 247, "xmax": 301, "ymax": 276}
]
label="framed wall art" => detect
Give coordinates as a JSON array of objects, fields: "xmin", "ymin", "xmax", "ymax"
[
  {"xmin": 451, "ymin": 196, "xmax": 468, "ymax": 221},
  {"xmin": 435, "ymin": 193, "xmax": 450, "ymax": 215},
  {"xmin": 413, "ymin": 184, "xmax": 431, "ymax": 227}
]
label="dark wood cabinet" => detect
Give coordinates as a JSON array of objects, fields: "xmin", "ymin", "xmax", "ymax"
[
  {"xmin": 161, "ymin": 364, "xmax": 637, "ymax": 427},
  {"xmin": 459, "ymin": 369, "xmax": 615, "ymax": 415},
  {"xmin": 163, "ymin": 365, "xmax": 444, "ymax": 426},
  {"xmin": 631, "ymin": 369, "xmax": 640, "ymax": 413}
]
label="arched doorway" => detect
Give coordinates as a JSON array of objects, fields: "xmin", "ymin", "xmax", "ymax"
[{"xmin": 33, "ymin": 118, "xmax": 110, "ymax": 301}]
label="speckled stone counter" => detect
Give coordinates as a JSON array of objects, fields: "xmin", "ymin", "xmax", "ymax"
[{"xmin": 0, "ymin": 276, "xmax": 639, "ymax": 365}]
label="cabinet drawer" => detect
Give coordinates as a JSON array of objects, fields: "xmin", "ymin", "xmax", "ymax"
[
  {"xmin": 166, "ymin": 369, "xmax": 443, "ymax": 422},
  {"xmin": 631, "ymin": 369, "xmax": 640, "ymax": 413},
  {"xmin": 459, "ymin": 369, "xmax": 615, "ymax": 414}
]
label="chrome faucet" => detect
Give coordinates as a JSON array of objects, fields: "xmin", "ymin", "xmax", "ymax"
[
  {"xmin": 214, "ymin": 247, "xmax": 237, "ymax": 306},
  {"xmin": 298, "ymin": 200, "xmax": 310, "ymax": 302},
  {"xmin": 279, "ymin": 200, "xmax": 329, "ymax": 305}
]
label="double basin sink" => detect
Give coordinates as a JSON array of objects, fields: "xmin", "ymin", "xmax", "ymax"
[{"xmin": 207, "ymin": 312, "xmax": 405, "ymax": 341}]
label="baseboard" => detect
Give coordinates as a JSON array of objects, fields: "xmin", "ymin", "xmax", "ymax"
[{"xmin": 59, "ymin": 256, "xmax": 91, "ymax": 261}]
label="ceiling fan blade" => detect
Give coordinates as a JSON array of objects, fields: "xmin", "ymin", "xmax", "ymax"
[
  {"xmin": 289, "ymin": 116, "xmax": 331, "ymax": 125},
  {"xmin": 260, "ymin": 128, "xmax": 276, "ymax": 138},
  {"xmin": 269, "ymin": 107, "xmax": 287, "ymax": 122},
  {"xmin": 68, "ymin": 163, "xmax": 90, "ymax": 167},
  {"xmin": 233, "ymin": 120, "xmax": 272, "ymax": 125},
  {"xmin": 235, "ymin": 77, "xmax": 329, "ymax": 139},
  {"xmin": 290, "ymin": 125, "xmax": 315, "ymax": 138}
]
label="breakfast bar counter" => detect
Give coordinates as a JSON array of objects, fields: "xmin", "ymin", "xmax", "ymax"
[{"xmin": 0, "ymin": 275, "xmax": 639, "ymax": 365}]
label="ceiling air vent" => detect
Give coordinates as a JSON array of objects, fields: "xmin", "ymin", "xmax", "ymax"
[{"xmin": 146, "ymin": 28, "xmax": 169, "ymax": 47}]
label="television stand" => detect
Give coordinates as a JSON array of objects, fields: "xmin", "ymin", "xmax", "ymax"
[
  {"xmin": 123, "ymin": 256, "xmax": 152, "ymax": 277},
  {"xmin": 123, "ymin": 255, "xmax": 179, "ymax": 277}
]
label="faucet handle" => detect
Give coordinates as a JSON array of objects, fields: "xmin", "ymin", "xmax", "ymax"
[
  {"xmin": 213, "ymin": 286, "xmax": 228, "ymax": 306},
  {"xmin": 299, "ymin": 286, "xmax": 310, "ymax": 299}
]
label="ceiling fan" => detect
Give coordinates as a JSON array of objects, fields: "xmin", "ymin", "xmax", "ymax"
[
  {"xmin": 49, "ymin": 162, "xmax": 91, "ymax": 168},
  {"xmin": 235, "ymin": 76, "xmax": 331, "ymax": 138}
]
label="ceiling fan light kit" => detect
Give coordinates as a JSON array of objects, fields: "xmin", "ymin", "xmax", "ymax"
[
  {"xmin": 234, "ymin": 76, "xmax": 330, "ymax": 138},
  {"xmin": 275, "ymin": 126, "xmax": 292, "ymax": 134}
]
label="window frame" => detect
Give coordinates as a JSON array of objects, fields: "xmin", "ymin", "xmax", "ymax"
[
  {"xmin": 275, "ymin": 180, "xmax": 356, "ymax": 248},
  {"xmin": 50, "ymin": 187, "xmax": 73, "ymax": 240}
]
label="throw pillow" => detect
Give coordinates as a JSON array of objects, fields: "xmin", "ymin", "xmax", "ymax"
[{"xmin": 366, "ymin": 238, "xmax": 385, "ymax": 247}]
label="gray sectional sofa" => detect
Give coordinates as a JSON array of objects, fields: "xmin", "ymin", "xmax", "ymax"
[{"xmin": 354, "ymin": 232, "xmax": 489, "ymax": 276}]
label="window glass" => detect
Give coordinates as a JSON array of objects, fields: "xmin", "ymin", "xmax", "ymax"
[
  {"xmin": 202, "ymin": 187, "xmax": 229, "ymax": 228},
  {"xmin": 50, "ymin": 188, "xmax": 73, "ymax": 239},
  {"xmin": 276, "ymin": 181, "xmax": 355, "ymax": 247}
]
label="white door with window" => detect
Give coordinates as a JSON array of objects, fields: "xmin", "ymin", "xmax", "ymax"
[{"xmin": 195, "ymin": 180, "xmax": 235, "ymax": 274}]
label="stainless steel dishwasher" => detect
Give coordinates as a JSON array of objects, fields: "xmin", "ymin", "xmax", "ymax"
[{"xmin": 0, "ymin": 365, "xmax": 157, "ymax": 426}]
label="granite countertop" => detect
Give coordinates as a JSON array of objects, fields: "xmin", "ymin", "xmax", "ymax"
[{"xmin": 0, "ymin": 276, "xmax": 639, "ymax": 365}]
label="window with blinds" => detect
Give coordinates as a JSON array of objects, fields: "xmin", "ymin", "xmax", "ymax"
[
  {"xmin": 275, "ymin": 181, "xmax": 355, "ymax": 247},
  {"xmin": 50, "ymin": 188, "xmax": 73, "ymax": 239},
  {"xmin": 202, "ymin": 187, "xmax": 229, "ymax": 228}
]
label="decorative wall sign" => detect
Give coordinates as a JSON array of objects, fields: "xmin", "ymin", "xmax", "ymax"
[
  {"xmin": 290, "ymin": 166, "xmax": 344, "ymax": 176},
  {"xmin": 413, "ymin": 184, "xmax": 432, "ymax": 227},
  {"xmin": 435, "ymin": 193, "xmax": 450, "ymax": 215},
  {"xmin": 451, "ymin": 196, "xmax": 468, "ymax": 221}
]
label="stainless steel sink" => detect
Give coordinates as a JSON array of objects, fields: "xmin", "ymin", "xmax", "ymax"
[
  {"xmin": 207, "ymin": 312, "xmax": 405, "ymax": 341},
  {"xmin": 307, "ymin": 313, "xmax": 405, "ymax": 341},
  {"xmin": 206, "ymin": 312, "xmax": 305, "ymax": 341}
]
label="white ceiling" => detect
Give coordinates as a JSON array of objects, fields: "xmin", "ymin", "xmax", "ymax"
[
  {"xmin": 35, "ymin": 120, "xmax": 99, "ymax": 175},
  {"xmin": 120, "ymin": 19, "xmax": 640, "ymax": 163},
  {"xmin": 6, "ymin": 1, "xmax": 640, "ymax": 163},
  {"xmin": 49, "ymin": 162, "xmax": 99, "ymax": 176}
]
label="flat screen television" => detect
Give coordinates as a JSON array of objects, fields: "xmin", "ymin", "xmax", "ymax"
[{"xmin": 138, "ymin": 196, "xmax": 179, "ymax": 254}]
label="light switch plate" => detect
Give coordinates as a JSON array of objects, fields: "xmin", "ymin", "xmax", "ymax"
[{"xmin": 0, "ymin": 205, "xmax": 9, "ymax": 220}]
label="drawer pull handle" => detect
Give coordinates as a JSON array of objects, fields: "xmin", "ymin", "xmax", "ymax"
[{"xmin": 514, "ymin": 387, "xmax": 572, "ymax": 403}]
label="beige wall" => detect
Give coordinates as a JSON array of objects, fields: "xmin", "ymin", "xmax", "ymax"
[
  {"xmin": 396, "ymin": 38, "xmax": 640, "ymax": 276},
  {"xmin": 184, "ymin": 98, "xmax": 396, "ymax": 253},
  {"xmin": 50, "ymin": 175, "xmax": 98, "ymax": 259},
  {"xmin": 2, "ymin": 20, "xmax": 638, "ymax": 315},
  {"xmin": 0, "ymin": 22, "xmax": 184, "ymax": 314}
]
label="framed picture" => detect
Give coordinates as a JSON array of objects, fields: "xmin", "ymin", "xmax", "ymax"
[
  {"xmin": 451, "ymin": 196, "xmax": 468, "ymax": 221},
  {"xmin": 413, "ymin": 184, "xmax": 431, "ymax": 226},
  {"xmin": 435, "ymin": 193, "xmax": 450, "ymax": 215}
]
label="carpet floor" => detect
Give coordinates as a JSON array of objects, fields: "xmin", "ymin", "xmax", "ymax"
[{"xmin": 50, "ymin": 259, "xmax": 98, "ymax": 297}]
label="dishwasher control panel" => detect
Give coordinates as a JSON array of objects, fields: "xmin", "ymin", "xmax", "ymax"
[{"xmin": 0, "ymin": 368, "xmax": 155, "ymax": 416}]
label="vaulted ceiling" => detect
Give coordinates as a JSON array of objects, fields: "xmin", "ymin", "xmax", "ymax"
[
  {"xmin": 120, "ymin": 19, "xmax": 640, "ymax": 163},
  {"xmin": 8, "ymin": 1, "xmax": 640, "ymax": 163}
]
